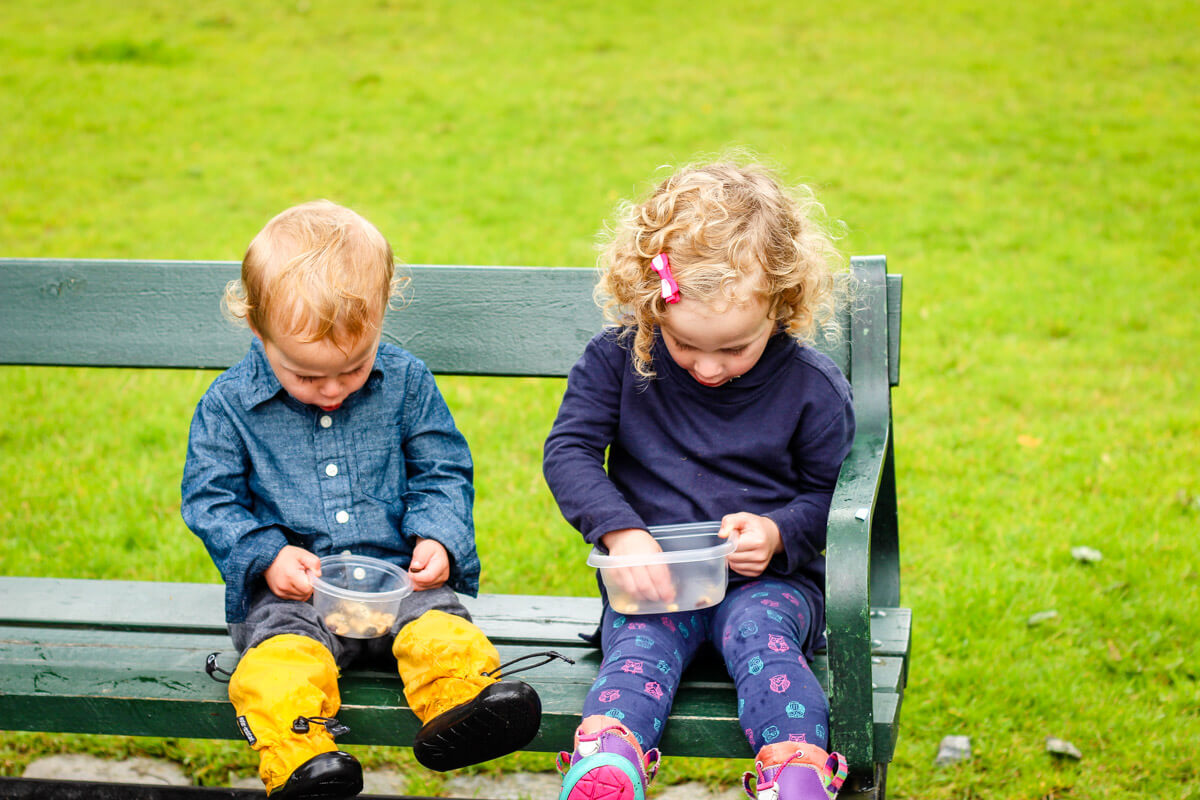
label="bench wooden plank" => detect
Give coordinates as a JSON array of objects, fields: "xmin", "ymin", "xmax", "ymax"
[
  {"xmin": 0, "ymin": 575, "xmax": 908, "ymax": 761},
  {"xmin": 0, "ymin": 260, "xmax": 605, "ymax": 377},
  {"xmin": 0, "ymin": 577, "xmax": 909, "ymax": 659},
  {"xmin": 0, "ymin": 577, "xmax": 602, "ymax": 646},
  {"xmin": 0, "ymin": 625, "xmax": 905, "ymax": 699},
  {"xmin": 0, "ymin": 621, "xmax": 902, "ymax": 759},
  {"xmin": 0, "ymin": 259, "xmax": 861, "ymax": 380},
  {"xmin": 886, "ymin": 273, "xmax": 902, "ymax": 387}
]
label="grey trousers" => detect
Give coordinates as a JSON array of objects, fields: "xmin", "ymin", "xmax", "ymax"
[{"xmin": 229, "ymin": 585, "xmax": 472, "ymax": 670}]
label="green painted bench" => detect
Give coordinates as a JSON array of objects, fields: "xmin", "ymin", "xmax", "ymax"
[{"xmin": 0, "ymin": 256, "xmax": 906, "ymax": 798}]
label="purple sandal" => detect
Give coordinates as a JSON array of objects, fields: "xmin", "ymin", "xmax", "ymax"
[{"xmin": 743, "ymin": 747, "xmax": 848, "ymax": 800}]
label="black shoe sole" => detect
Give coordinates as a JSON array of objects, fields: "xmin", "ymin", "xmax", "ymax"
[
  {"xmin": 412, "ymin": 681, "xmax": 542, "ymax": 771},
  {"xmin": 269, "ymin": 751, "xmax": 363, "ymax": 799}
]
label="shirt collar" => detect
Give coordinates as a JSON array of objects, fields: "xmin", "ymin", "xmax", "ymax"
[{"xmin": 242, "ymin": 337, "xmax": 285, "ymax": 409}]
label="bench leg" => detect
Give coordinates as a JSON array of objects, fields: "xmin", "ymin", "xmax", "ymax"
[{"xmin": 837, "ymin": 763, "xmax": 887, "ymax": 799}]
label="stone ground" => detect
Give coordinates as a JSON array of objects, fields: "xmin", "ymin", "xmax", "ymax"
[{"xmin": 22, "ymin": 754, "xmax": 745, "ymax": 798}]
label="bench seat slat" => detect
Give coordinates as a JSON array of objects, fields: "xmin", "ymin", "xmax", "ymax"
[
  {"xmin": 0, "ymin": 575, "xmax": 910, "ymax": 761},
  {"xmin": 0, "ymin": 618, "xmax": 902, "ymax": 759},
  {"xmin": 0, "ymin": 626, "xmax": 907, "ymax": 702},
  {"xmin": 0, "ymin": 578, "xmax": 910, "ymax": 657}
]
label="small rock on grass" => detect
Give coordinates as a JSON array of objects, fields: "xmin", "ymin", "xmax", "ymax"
[
  {"xmin": 1027, "ymin": 609, "xmax": 1059, "ymax": 626},
  {"xmin": 934, "ymin": 735, "xmax": 972, "ymax": 767},
  {"xmin": 1046, "ymin": 736, "xmax": 1083, "ymax": 760}
]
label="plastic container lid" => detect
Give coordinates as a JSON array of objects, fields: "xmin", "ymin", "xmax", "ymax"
[
  {"xmin": 586, "ymin": 522, "xmax": 736, "ymax": 568},
  {"xmin": 310, "ymin": 554, "xmax": 412, "ymax": 602}
]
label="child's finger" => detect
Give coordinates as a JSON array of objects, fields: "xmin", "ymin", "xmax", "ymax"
[
  {"xmin": 717, "ymin": 514, "xmax": 742, "ymax": 539},
  {"xmin": 613, "ymin": 566, "xmax": 639, "ymax": 598},
  {"xmin": 630, "ymin": 566, "xmax": 658, "ymax": 602},
  {"xmin": 631, "ymin": 568, "xmax": 659, "ymax": 603},
  {"xmin": 638, "ymin": 564, "xmax": 675, "ymax": 603},
  {"xmin": 727, "ymin": 547, "xmax": 767, "ymax": 577},
  {"xmin": 296, "ymin": 550, "xmax": 321, "ymax": 577},
  {"xmin": 651, "ymin": 563, "xmax": 675, "ymax": 603},
  {"xmin": 614, "ymin": 566, "xmax": 649, "ymax": 602},
  {"xmin": 296, "ymin": 572, "xmax": 314, "ymax": 597}
]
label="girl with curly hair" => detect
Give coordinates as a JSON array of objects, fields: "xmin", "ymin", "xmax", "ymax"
[{"xmin": 545, "ymin": 158, "xmax": 854, "ymax": 800}]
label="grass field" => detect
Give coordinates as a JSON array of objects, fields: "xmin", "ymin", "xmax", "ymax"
[{"xmin": 2, "ymin": 0, "xmax": 1199, "ymax": 797}]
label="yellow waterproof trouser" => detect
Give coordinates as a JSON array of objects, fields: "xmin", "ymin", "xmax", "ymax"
[
  {"xmin": 228, "ymin": 634, "xmax": 341, "ymax": 794},
  {"xmin": 392, "ymin": 609, "xmax": 501, "ymax": 723}
]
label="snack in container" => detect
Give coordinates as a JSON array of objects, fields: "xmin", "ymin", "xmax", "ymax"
[
  {"xmin": 587, "ymin": 522, "xmax": 736, "ymax": 615},
  {"xmin": 310, "ymin": 553, "xmax": 413, "ymax": 638}
]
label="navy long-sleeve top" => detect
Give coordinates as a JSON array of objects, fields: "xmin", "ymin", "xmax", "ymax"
[{"xmin": 543, "ymin": 327, "xmax": 855, "ymax": 612}]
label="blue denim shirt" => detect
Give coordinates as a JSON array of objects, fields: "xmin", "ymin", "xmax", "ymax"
[{"xmin": 182, "ymin": 338, "xmax": 476, "ymax": 623}]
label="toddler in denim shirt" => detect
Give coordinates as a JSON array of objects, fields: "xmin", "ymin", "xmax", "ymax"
[{"xmin": 181, "ymin": 200, "xmax": 539, "ymax": 798}]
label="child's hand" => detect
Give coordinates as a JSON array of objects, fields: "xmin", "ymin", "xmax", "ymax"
[
  {"xmin": 720, "ymin": 513, "xmax": 782, "ymax": 577},
  {"xmin": 265, "ymin": 545, "xmax": 321, "ymax": 601},
  {"xmin": 408, "ymin": 537, "xmax": 450, "ymax": 591},
  {"xmin": 600, "ymin": 528, "xmax": 676, "ymax": 605}
]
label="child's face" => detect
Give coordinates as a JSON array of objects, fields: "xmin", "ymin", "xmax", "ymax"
[
  {"xmin": 257, "ymin": 327, "xmax": 381, "ymax": 411},
  {"xmin": 659, "ymin": 295, "xmax": 774, "ymax": 388}
]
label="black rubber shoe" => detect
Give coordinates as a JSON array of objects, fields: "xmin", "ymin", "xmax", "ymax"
[
  {"xmin": 269, "ymin": 750, "xmax": 363, "ymax": 799},
  {"xmin": 412, "ymin": 681, "xmax": 542, "ymax": 771}
]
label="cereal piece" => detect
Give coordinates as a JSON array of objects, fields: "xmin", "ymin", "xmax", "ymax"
[
  {"xmin": 325, "ymin": 605, "xmax": 398, "ymax": 637},
  {"xmin": 325, "ymin": 612, "xmax": 349, "ymax": 636},
  {"xmin": 695, "ymin": 596, "xmax": 711, "ymax": 608},
  {"xmin": 666, "ymin": 603, "xmax": 679, "ymax": 612}
]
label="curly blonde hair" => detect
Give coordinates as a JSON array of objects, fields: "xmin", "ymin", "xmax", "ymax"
[
  {"xmin": 596, "ymin": 158, "xmax": 844, "ymax": 378},
  {"xmin": 224, "ymin": 200, "xmax": 404, "ymax": 349}
]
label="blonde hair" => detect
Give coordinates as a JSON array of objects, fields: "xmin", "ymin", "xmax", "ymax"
[
  {"xmin": 596, "ymin": 158, "xmax": 844, "ymax": 378},
  {"xmin": 224, "ymin": 199, "xmax": 402, "ymax": 348}
]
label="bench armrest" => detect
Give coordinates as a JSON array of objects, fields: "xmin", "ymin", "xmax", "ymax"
[
  {"xmin": 825, "ymin": 418, "xmax": 891, "ymax": 772},
  {"xmin": 824, "ymin": 256, "xmax": 895, "ymax": 775}
]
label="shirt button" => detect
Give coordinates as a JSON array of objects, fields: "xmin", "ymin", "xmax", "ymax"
[
  {"xmin": 325, "ymin": 463, "xmax": 339, "ymax": 477},
  {"xmin": 335, "ymin": 510, "xmax": 350, "ymax": 524},
  {"xmin": 320, "ymin": 415, "xmax": 333, "ymax": 428}
]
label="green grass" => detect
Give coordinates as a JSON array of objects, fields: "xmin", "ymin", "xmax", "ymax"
[{"xmin": 2, "ymin": 0, "xmax": 1199, "ymax": 797}]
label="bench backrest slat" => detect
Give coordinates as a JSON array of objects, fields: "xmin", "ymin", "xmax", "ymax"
[
  {"xmin": 0, "ymin": 260, "xmax": 601, "ymax": 376},
  {"xmin": 0, "ymin": 258, "xmax": 897, "ymax": 385}
]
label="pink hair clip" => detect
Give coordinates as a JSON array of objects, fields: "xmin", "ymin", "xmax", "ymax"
[{"xmin": 650, "ymin": 253, "xmax": 680, "ymax": 304}]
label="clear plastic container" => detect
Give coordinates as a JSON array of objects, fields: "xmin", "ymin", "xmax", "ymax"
[
  {"xmin": 310, "ymin": 554, "xmax": 413, "ymax": 639},
  {"xmin": 587, "ymin": 522, "xmax": 736, "ymax": 615}
]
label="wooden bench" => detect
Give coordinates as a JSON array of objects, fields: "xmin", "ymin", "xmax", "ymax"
[{"xmin": 0, "ymin": 256, "xmax": 907, "ymax": 798}]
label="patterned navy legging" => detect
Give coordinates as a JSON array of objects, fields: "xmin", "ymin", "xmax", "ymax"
[{"xmin": 583, "ymin": 578, "xmax": 828, "ymax": 754}]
